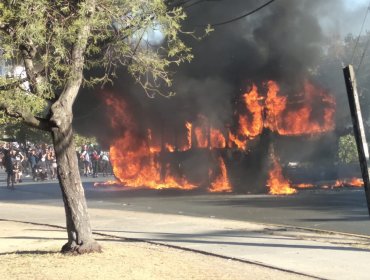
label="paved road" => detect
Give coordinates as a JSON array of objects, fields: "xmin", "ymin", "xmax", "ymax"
[
  {"xmin": 2, "ymin": 173, "xmax": 370, "ymax": 279},
  {"xmin": 1, "ymin": 172, "xmax": 369, "ymax": 236}
]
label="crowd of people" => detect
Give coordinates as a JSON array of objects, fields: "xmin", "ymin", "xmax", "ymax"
[
  {"xmin": 77, "ymin": 145, "xmax": 112, "ymax": 178},
  {"xmin": 0, "ymin": 142, "xmax": 112, "ymax": 189}
]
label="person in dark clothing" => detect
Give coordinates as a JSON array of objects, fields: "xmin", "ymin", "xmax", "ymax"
[
  {"xmin": 3, "ymin": 149, "xmax": 15, "ymax": 189},
  {"xmin": 91, "ymin": 148, "xmax": 100, "ymax": 178},
  {"xmin": 28, "ymin": 149, "xmax": 38, "ymax": 179}
]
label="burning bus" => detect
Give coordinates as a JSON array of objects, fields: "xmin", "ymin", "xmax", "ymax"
[{"xmin": 91, "ymin": 79, "xmax": 364, "ymax": 195}]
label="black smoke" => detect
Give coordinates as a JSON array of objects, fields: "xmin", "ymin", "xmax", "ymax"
[
  {"xmin": 75, "ymin": 0, "xmax": 330, "ymax": 135},
  {"xmin": 73, "ymin": 0, "xmax": 365, "ymax": 188}
]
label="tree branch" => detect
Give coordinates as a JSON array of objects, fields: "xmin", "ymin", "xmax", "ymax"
[
  {"xmin": 0, "ymin": 102, "xmax": 52, "ymax": 131},
  {"xmin": 0, "ymin": 77, "xmax": 29, "ymax": 91},
  {"xmin": 0, "ymin": 22, "xmax": 15, "ymax": 36},
  {"xmin": 20, "ymin": 41, "xmax": 39, "ymax": 95},
  {"xmin": 51, "ymin": 0, "xmax": 96, "ymax": 131},
  {"xmin": 0, "ymin": 69, "xmax": 46, "ymax": 96}
]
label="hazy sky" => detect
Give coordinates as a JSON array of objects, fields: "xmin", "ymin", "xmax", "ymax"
[
  {"xmin": 316, "ymin": 0, "xmax": 370, "ymax": 36},
  {"xmin": 344, "ymin": 0, "xmax": 368, "ymax": 10}
]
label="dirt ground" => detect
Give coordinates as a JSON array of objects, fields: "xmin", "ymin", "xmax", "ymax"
[{"xmin": 0, "ymin": 220, "xmax": 316, "ymax": 280}]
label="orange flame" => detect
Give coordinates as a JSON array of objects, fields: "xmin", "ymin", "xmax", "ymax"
[
  {"xmin": 101, "ymin": 78, "xmax": 336, "ymax": 192},
  {"xmin": 104, "ymin": 93, "xmax": 196, "ymax": 190},
  {"xmin": 295, "ymin": 183, "xmax": 314, "ymax": 189},
  {"xmin": 348, "ymin": 177, "xmax": 364, "ymax": 187},
  {"xmin": 267, "ymin": 154, "xmax": 297, "ymax": 195},
  {"xmin": 209, "ymin": 157, "xmax": 232, "ymax": 193},
  {"xmin": 194, "ymin": 115, "xmax": 209, "ymax": 148},
  {"xmin": 185, "ymin": 122, "xmax": 192, "ymax": 150},
  {"xmin": 334, "ymin": 180, "xmax": 344, "ymax": 188},
  {"xmin": 165, "ymin": 143, "xmax": 175, "ymax": 152},
  {"xmin": 210, "ymin": 128, "xmax": 226, "ymax": 148},
  {"xmin": 238, "ymin": 85, "xmax": 264, "ymax": 139},
  {"xmin": 94, "ymin": 180, "xmax": 121, "ymax": 187},
  {"xmin": 179, "ymin": 122, "xmax": 192, "ymax": 151},
  {"xmin": 194, "ymin": 126, "xmax": 208, "ymax": 148},
  {"xmin": 333, "ymin": 178, "xmax": 364, "ymax": 188},
  {"xmin": 228, "ymin": 131, "xmax": 247, "ymax": 150},
  {"xmin": 264, "ymin": 81, "xmax": 286, "ymax": 132},
  {"xmin": 265, "ymin": 80, "xmax": 336, "ymax": 136}
]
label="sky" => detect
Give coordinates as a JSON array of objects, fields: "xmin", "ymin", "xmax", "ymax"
[
  {"xmin": 315, "ymin": 0, "xmax": 370, "ymax": 37},
  {"xmin": 344, "ymin": 0, "xmax": 368, "ymax": 10}
]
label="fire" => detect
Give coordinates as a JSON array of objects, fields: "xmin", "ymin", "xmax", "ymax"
[
  {"xmin": 230, "ymin": 80, "xmax": 335, "ymax": 153},
  {"xmin": 295, "ymin": 183, "xmax": 314, "ymax": 189},
  {"xmin": 194, "ymin": 126, "xmax": 208, "ymax": 148},
  {"xmin": 104, "ymin": 94, "xmax": 134, "ymax": 129},
  {"xmin": 209, "ymin": 157, "xmax": 232, "ymax": 193},
  {"xmin": 185, "ymin": 122, "xmax": 192, "ymax": 150},
  {"xmin": 100, "ymin": 78, "xmax": 336, "ymax": 194},
  {"xmin": 267, "ymin": 154, "xmax": 297, "ymax": 195},
  {"xmin": 104, "ymin": 93, "xmax": 196, "ymax": 190},
  {"xmin": 110, "ymin": 133, "xmax": 197, "ymax": 190},
  {"xmin": 178, "ymin": 122, "xmax": 192, "ymax": 151},
  {"xmin": 264, "ymin": 81, "xmax": 287, "ymax": 132},
  {"xmin": 165, "ymin": 143, "xmax": 175, "ymax": 152},
  {"xmin": 238, "ymin": 85, "xmax": 264, "ymax": 138},
  {"xmin": 334, "ymin": 180, "xmax": 344, "ymax": 188},
  {"xmin": 194, "ymin": 115, "xmax": 209, "ymax": 148},
  {"xmin": 348, "ymin": 178, "xmax": 364, "ymax": 187},
  {"xmin": 265, "ymin": 80, "xmax": 336, "ymax": 136},
  {"xmin": 210, "ymin": 128, "xmax": 226, "ymax": 148},
  {"xmin": 94, "ymin": 180, "xmax": 121, "ymax": 187},
  {"xmin": 332, "ymin": 178, "xmax": 364, "ymax": 188},
  {"xmin": 228, "ymin": 131, "xmax": 247, "ymax": 150}
]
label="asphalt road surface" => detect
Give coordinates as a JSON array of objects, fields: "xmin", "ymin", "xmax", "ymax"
[{"xmin": 1, "ymin": 172, "xmax": 370, "ymax": 236}]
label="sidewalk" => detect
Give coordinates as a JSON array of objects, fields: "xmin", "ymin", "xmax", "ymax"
[
  {"xmin": 1, "ymin": 220, "xmax": 310, "ymax": 280},
  {"xmin": 1, "ymin": 200, "xmax": 370, "ymax": 279}
]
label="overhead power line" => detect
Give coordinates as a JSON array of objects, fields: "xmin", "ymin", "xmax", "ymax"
[
  {"xmin": 351, "ymin": 0, "xmax": 370, "ymax": 64},
  {"xmin": 199, "ymin": 0, "xmax": 277, "ymax": 28},
  {"xmin": 357, "ymin": 33, "xmax": 370, "ymax": 73}
]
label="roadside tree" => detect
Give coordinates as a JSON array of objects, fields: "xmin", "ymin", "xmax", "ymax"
[{"xmin": 0, "ymin": 0, "xmax": 192, "ymax": 254}]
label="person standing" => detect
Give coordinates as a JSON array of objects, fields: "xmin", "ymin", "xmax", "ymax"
[
  {"xmin": 49, "ymin": 149, "xmax": 57, "ymax": 179},
  {"xmin": 13, "ymin": 149, "xmax": 25, "ymax": 183},
  {"xmin": 91, "ymin": 147, "xmax": 100, "ymax": 178},
  {"xmin": 80, "ymin": 145, "xmax": 91, "ymax": 176},
  {"xmin": 28, "ymin": 149, "xmax": 38, "ymax": 179},
  {"xmin": 100, "ymin": 152, "xmax": 110, "ymax": 177},
  {"xmin": 3, "ymin": 148, "xmax": 15, "ymax": 189}
]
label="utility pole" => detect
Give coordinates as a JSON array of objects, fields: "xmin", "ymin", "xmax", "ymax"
[{"xmin": 343, "ymin": 65, "xmax": 370, "ymax": 216}]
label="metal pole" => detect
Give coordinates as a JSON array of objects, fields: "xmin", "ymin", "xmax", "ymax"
[{"xmin": 343, "ymin": 64, "xmax": 370, "ymax": 216}]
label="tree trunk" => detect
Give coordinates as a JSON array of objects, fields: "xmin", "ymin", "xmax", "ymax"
[{"xmin": 51, "ymin": 123, "xmax": 101, "ymax": 254}]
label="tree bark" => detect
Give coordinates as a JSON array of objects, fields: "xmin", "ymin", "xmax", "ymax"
[
  {"xmin": 47, "ymin": 0, "xmax": 98, "ymax": 253},
  {"xmin": 51, "ymin": 121, "xmax": 101, "ymax": 254}
]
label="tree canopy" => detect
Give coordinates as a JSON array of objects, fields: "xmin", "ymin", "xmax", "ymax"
[
  {"xmin": 0, "ymin": 0, "xmax": 192, "ymax": 127},
  {"xmin": 0, "ymin": 0, "xmax": 194, "ymax": 254}
]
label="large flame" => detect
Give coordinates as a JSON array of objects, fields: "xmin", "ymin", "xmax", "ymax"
[
  {"xmin": 238, "ymin": 85, "xmax": 264, "ymax": 138},
  {"xmin": 105, "ymin": 93, "xmax": 196, "ymax": 190},
  {"xmin": 267, "ymin": 153, "xmax": 297, "ymax": 195},
  {"xmin": 100, "ymin": 78, "xmax": 336, "ymax": 195},
  {"xmin": 265, "ymin": 80, "xmax": 336, "ymax": 136},
  {"xmin": 229, "ymin": 80, "xmax": 335, "ymax": 156},
  {"xmin": 209, "ymin": 157, "xmax": 232, "ymax": 193}
]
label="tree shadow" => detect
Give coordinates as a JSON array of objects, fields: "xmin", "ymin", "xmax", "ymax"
[
  {"xmin": 0, "ymin": 250, "xmax": 59, "ymax": 256},
  {"xmin": 104, "ymin": 229, "xmax": 370, "ymax": 253}
]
